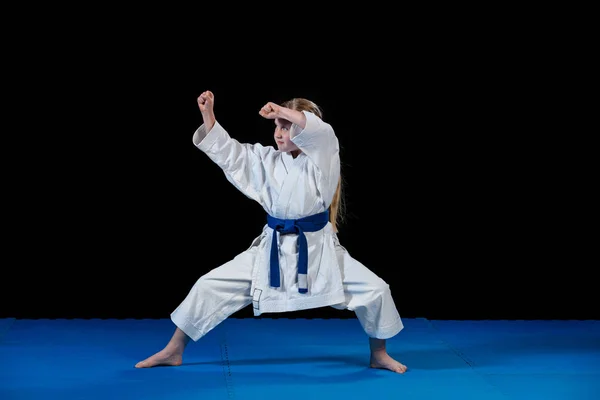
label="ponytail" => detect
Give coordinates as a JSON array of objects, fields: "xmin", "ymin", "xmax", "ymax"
[{"xmin": 329, "ymin": 176, "xmax": 344, "ymax": 233}]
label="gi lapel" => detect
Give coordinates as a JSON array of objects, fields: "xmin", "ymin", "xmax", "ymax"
[{"xmin": 273, "ymin": 153, "xmax": 305, "ymax": 217}]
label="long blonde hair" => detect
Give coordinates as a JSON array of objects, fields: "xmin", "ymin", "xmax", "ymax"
[{"xmin": 281, "ymin": 98, "xmax": 345, "ymax": 233}]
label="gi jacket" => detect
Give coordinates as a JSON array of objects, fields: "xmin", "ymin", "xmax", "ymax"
[{"xmin": 193, "ymin": 111, "xmax": 346, "ymax": 315}]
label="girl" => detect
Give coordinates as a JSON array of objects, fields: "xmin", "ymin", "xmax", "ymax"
[{"xmin": 135, "ymin": 91, "xmax": 407, "ymax": 374}]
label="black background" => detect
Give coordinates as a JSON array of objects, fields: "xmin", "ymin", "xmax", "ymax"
[{"xmin": 3, "ymin": 28, "xmax": 594, "ymax": 322}]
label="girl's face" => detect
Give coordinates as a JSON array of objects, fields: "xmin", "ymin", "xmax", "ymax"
[{"xmin": 274, "ymin": 118, "xmax": 300, "ymax": 154}]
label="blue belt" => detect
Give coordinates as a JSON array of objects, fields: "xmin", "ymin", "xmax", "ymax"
[{"xmin": 267, "ymin": 210, "xmax": 329, "ymax": 293}]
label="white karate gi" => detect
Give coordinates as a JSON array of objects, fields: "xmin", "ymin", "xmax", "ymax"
[{"xmin": 171, "ymin": 111, "xmax": 403, "ymax": 341}]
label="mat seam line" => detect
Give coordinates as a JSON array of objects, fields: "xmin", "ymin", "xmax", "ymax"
[
  {"xmin": 425, "ymin": 319, "xmax": 511, "ymax": 399},
  {"xmin": 220, "ymin": 332, "xmax": 235, "ymax": 399}
]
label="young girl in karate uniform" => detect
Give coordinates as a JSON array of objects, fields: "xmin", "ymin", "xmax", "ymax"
[{"xmin": 135, "ymin": 90, "xmax": 407, "ymax": 374}]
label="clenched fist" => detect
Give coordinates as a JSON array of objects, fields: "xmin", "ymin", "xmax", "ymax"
[
  {"xmin": 259, "ymin": 102, "xmax": 281, "ymax": 119},
  {"xmin": 198, "ymin": 91, "xmax": 214, "ymax": 114}
]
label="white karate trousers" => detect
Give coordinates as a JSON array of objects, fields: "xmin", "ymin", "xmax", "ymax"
[{"xmin": 171, "ymin": 240, "xmax": 404, "ymax": 341}]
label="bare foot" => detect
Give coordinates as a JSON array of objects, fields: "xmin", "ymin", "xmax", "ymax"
[
  {"xmin": 370, "ymin": 352, "xmax": 408, "ymax": 374},
  {"xmin": 135, "ymin": 348, "xmax": 183, "ymax": 368}
]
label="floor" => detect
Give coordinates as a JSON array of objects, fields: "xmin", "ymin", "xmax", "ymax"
[{"xmin": 0, "ymin": 317, "xmax": 598, "ymax": 399}]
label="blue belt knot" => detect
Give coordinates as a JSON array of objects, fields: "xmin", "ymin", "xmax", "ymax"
[{"xmin": 267, "ymin": 209, "xmax": 329, "ymax": 293}]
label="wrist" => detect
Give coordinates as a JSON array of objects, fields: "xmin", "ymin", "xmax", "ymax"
[
  {"xmin": 202, "ymin": 112, "xmax": 216, "ymax": 131},
  {"xmin": 279, "ymin": 108, "xmax": 305, "ymax": 127}
]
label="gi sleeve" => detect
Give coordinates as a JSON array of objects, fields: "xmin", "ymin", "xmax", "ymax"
[
  {"xmin": 193, "ymin": 121, "xmax": 271, "ymax": 204},
  {"xmin": 289, "ymin": 111, "xmax": 341, "ymax": 201}
]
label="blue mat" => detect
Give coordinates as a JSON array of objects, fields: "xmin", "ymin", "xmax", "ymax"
[
  {"xmin": 0, "ymin": 318, "xmax": 598, "ymax": 399},
  {"xmin": 428, "ymin": 320, "xmax": 600, "ymax": 400}
]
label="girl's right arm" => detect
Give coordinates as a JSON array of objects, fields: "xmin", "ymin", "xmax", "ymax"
[{"xmin": 192, "ymin": 91, "xmax": 274, "ymax": 206}]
